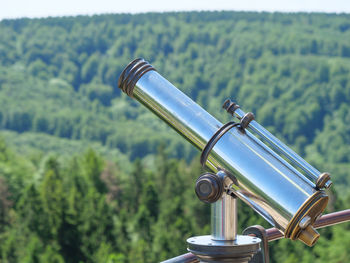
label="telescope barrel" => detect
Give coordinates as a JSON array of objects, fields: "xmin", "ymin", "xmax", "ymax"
[
  {"xmin": 119, "ymin": 59, "xmax": 221, "ymax": 151},
  {"xmin": 118, "ymin": 58, "xmax": 328, "ymax": 246}
]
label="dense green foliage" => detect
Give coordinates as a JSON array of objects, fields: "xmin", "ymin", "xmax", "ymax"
[{"xmin": 0, "ymin": 11, "xmax": 350, "ymax": 262}]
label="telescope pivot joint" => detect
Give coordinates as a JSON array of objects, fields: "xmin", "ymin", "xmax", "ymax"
[{"xmin": 195, "ymin": 173, "xmax": 224, "ymax": 203}]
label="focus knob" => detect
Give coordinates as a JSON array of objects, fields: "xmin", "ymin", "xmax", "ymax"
[{"xmin": 195, "ymin": 173, "xmax": 223, "ymax": 203}]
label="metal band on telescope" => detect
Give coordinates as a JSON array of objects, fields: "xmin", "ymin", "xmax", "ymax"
[
  {"xmin": 200, "ymin": 122, "xmax": 241, "ymax": 167},
  {"xmin": 118, "ymin": 58, "xmax": 156, "ymax": 97}
]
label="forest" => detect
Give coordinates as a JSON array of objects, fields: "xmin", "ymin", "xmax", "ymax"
[{"xmin": 0, "ymin": 11, "xmax": 350, "ymax": 262}]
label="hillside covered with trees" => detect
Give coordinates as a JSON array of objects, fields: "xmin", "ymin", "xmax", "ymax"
[{"xmin": 0, "ymin": 11, "xmax": 350, "ymax": 262}]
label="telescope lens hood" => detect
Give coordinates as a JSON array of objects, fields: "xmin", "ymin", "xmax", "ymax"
[{"xmin": 118, "ymin": 58, "xmax": 155, "ymax": 97}]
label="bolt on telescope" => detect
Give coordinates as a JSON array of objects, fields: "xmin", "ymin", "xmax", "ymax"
[{"xmin": 118, "ymin": 58, "xmax": 331, "ymax": 246}]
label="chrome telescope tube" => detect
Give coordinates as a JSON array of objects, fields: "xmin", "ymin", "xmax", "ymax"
[{"xmin": 118, "ymin": 58, "xmax": 329, "ymax": 246}]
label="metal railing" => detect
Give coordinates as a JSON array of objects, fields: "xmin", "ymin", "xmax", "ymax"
[{"xmin": 162, "ymin": 209, "xmax": 350, "ymax": 263}]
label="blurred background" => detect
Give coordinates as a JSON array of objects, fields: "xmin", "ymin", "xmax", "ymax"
[
  {"xmin": 0, "ymin": 1, "xmax": 350, "ymax": 262},
  {"xmin": 2, "ymin": 0, "xmax": 350, "ymax": 19}
]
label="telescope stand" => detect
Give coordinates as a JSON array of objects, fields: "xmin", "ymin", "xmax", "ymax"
[
  {"xmin": 117, "ymin": 58, "xmax": 350, "ymax": 263},
  {"xmin": 162, "ymin": 206, "xmax": 350, "ymax": 263},
  {"xmin": 185, "ymin": 171, "xmax": 265, "ymax": 263}
]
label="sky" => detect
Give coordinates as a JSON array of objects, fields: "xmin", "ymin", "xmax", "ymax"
[{"xmin": 1, "ymin": 0, "xmax": 350, "ymax": 20}]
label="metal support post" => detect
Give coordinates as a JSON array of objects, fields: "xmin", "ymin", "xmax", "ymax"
[{"xmin": 187, "ymin": 171, "xmax": 261, "ymax": 263}]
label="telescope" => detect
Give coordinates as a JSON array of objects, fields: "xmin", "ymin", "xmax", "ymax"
[{"xmin": 118, "ymin": 58, "xmax": 337, "ymax": 262}]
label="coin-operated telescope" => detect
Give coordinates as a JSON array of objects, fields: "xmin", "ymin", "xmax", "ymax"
[{"xmin": 118, "ymin": 58, "xmax": 334, "ymax": 262}]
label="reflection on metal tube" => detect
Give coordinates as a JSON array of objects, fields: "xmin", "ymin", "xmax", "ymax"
[{"xmin": 118, "ymin": 58, "xmax": 329, "ymax": 246}]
